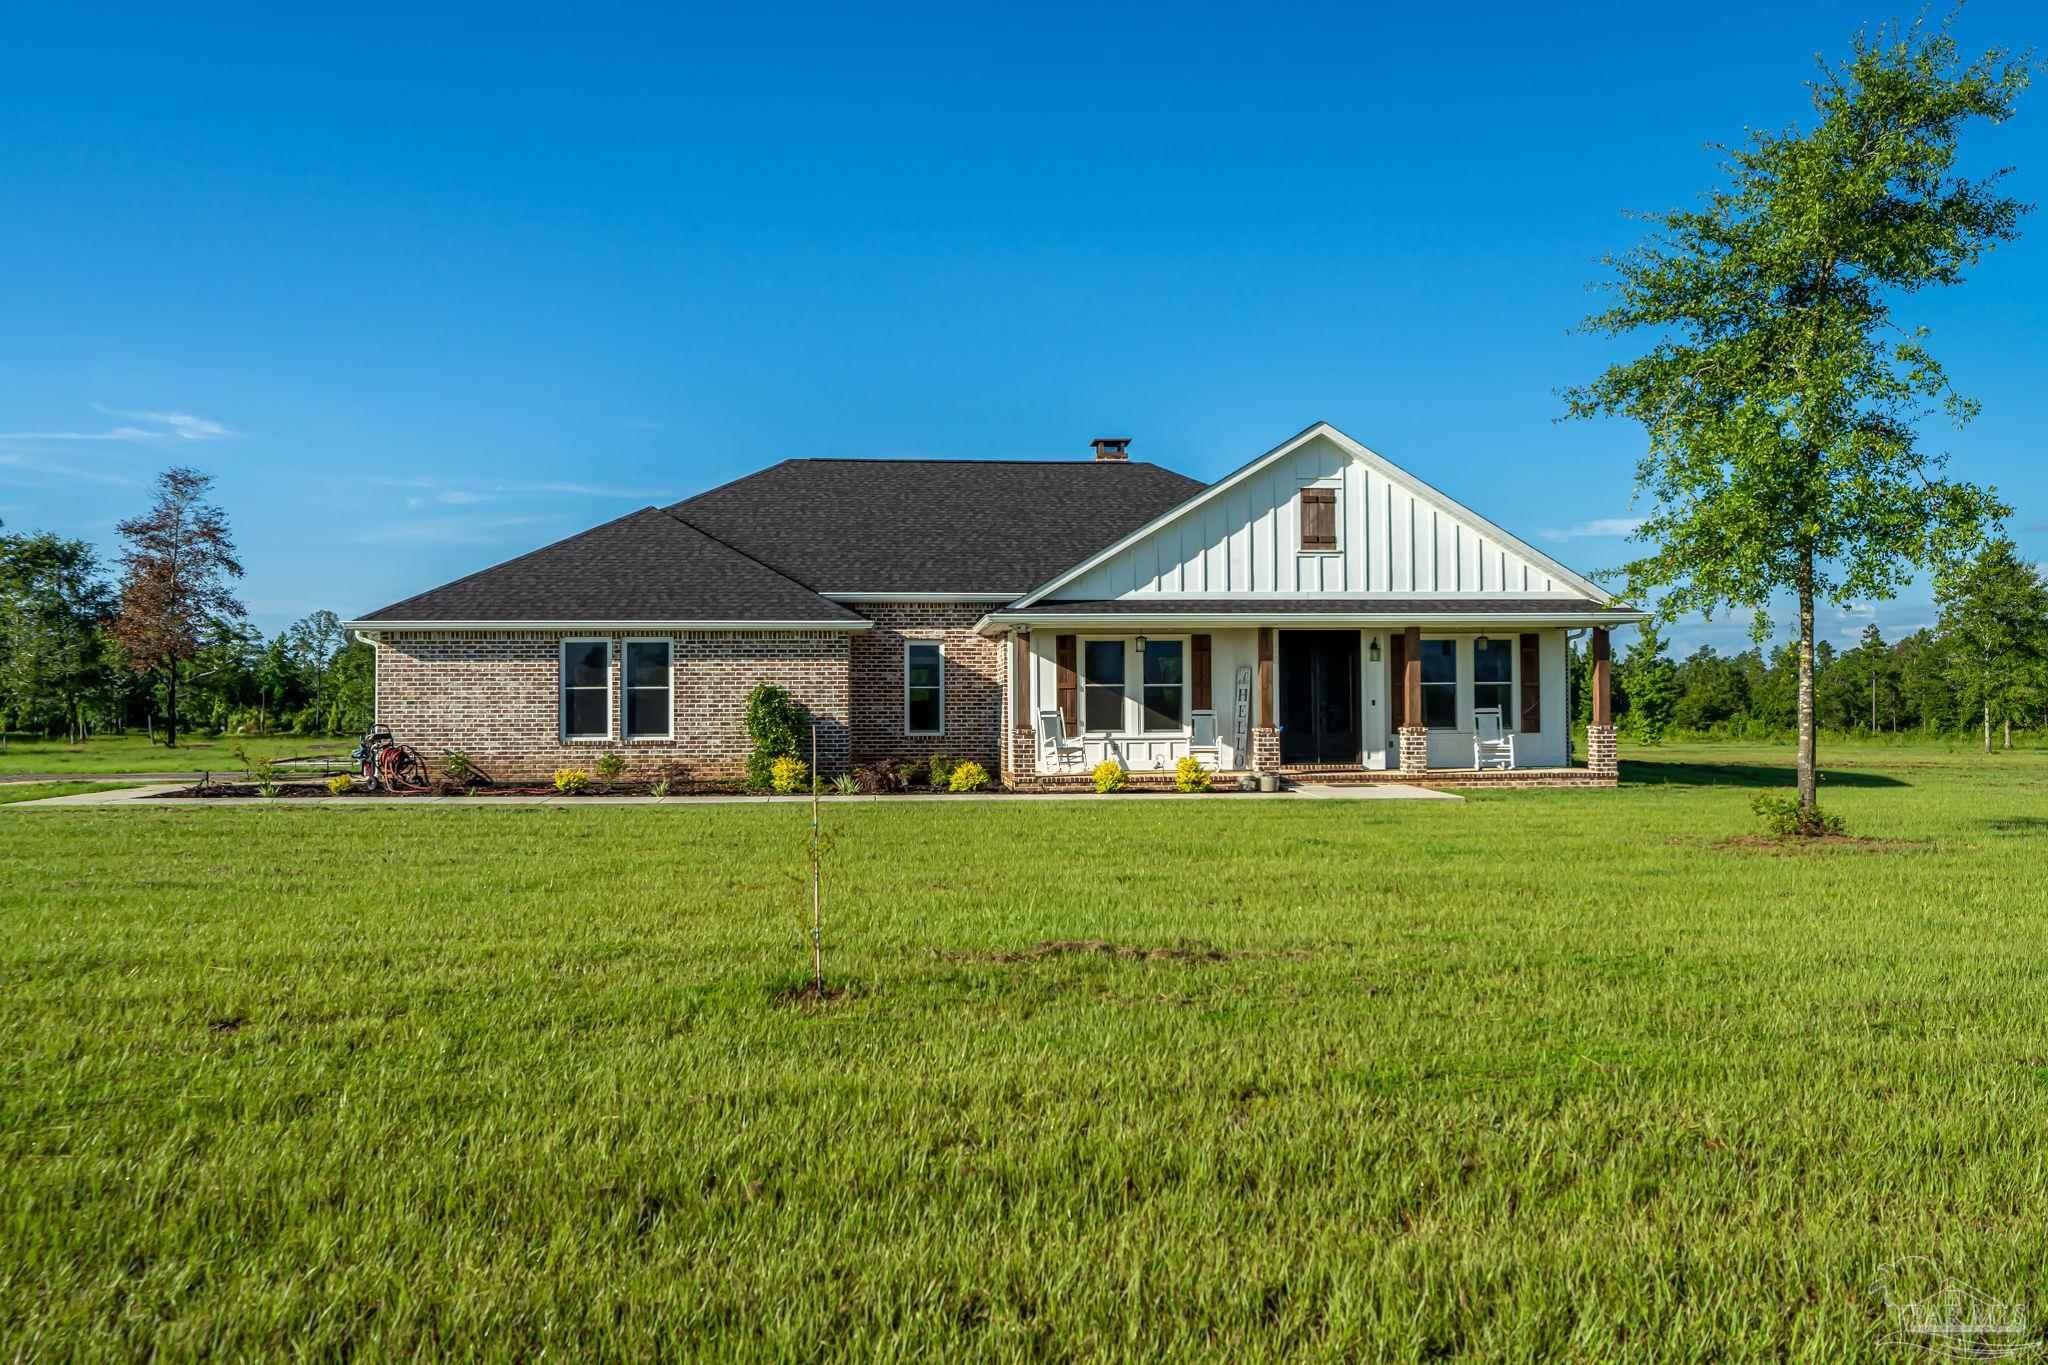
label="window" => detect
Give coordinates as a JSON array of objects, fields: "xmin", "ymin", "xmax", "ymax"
[
  {"xmin": 1420, "ymin": 638, "xmax": 1457, "ymax": 729},
  {"xmin": 905, "ymin": 641, "xmax": 943, "ymax": 735},
  {"xmin": 1300, "ymin": 486, "xmax": 1338, "ymax": 552},
  {"xmin": 624, "ymin": 640, "xmax": 671, "ymax": 739},
  {"xmin": 1473, "ymin": 637, "xmax": 1513, "ymax": 728},
  {"xmin": 1142, "ymin": 639, "xmax": 1184, "ymax": 732},
  {"xmin": 561, "ymin": 639, "xmax": 611, "ymax": 739},
  {"xmin": 1083, "ymin": 639, "xmax": 1125, "ymax": 732}
]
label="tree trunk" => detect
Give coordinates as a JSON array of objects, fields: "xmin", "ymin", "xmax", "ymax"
[
  {"xmin": 1983, "ymin": 699, "xmax": 1992, "ymax": 754},
  {"xmin": 165, "ymin": 667, "xmax": 179, "ymax": 749},
  {"xmin": 2004, "ymin": 716, "xmax": 2012, "ymax": 751},
  {"xmin": 1796, "ymin": 578, "xmax": 1818, "ymax": 814}
]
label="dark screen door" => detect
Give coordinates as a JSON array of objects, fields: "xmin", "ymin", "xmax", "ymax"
[{"xmin": 1279, "ymin": 631, "xmax": 1361, "ymax": 764}]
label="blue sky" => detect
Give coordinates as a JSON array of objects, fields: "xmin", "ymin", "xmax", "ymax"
[{"xmin": 3, "ymin": 1, "xmax": 2042, "ymax": 654}]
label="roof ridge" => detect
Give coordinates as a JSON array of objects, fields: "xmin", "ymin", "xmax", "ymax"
[
  {"xmin": 357, "ymin": 505, "xmax": 666, "ymax": 618},
  {"xmin": 656, "ymin": 507, "xmax": 849, "ymax": 609}
]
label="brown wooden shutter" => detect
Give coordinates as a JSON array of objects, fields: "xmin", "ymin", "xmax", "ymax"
[
  {"xmin": 1191, "ymin": 634, "xmax": 1212, "ymax": 711},
  {"xmin": 1055, "ymin": 634, "xmax": 1078, "ymax": 734},
  {"xmin": 1387, "ymin": 631, "xmax": 1407, "ymax": 728},
  {"xmin": 1300, "ymin": 488, "xmax": 1336, "ymax": 550},
  {"xmin": 1519, "ymin": 632, "xmax": 1541, "ymax": 733}
]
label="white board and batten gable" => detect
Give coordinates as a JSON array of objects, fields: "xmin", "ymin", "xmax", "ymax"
[{"xmin": 1019, "ymin": 423, "xmax": 1608, "ymax": 605}]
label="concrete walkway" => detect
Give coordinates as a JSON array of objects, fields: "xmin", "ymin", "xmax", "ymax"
[{"xmin": 8, "ymin": 781, "xmax": 1462, "ymax": 809}]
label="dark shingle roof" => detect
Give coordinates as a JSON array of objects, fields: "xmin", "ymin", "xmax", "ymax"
[
  {"xmin": 355, "ymin": 508, "xmax": 866, "ymax": 625},
  {"xmin": 1023, "ymin": 598, "xmax": 1630, "ymax": 615},
  {"xmin": 669, "ymin": 459, "xmax": 1206, "ymax": 593}
]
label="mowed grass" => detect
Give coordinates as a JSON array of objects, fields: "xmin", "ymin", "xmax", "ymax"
[
  {"xmin": 4, "ymin": 744, "xmax": 2046, "ymax": 1361},
  {"xmin": 0, "ymin": 731, "xmax": 346, "ymax": 775}
]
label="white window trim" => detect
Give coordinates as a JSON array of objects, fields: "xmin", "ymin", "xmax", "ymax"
[
  {"xmin": 1298, "ymin": 477, "xmax": 1344, "ymax": 557},
  {"xmin": 1418, "ymin": 635, "xmax": 1459, "ymax": 732},
  {"xmin": 1078, "ymin": 635, "xmax": 1192, "ymax": 737},
  {"xmin": 1140, "ymin": 636, "xmax": 1189, "ymax": 735},
  {"xmin": 1471, "ymin": 635, "xmax": 1518, "ymax": 734},
  {"xmin": 904, "ymin": 639, "xmax": 944, "ymax": 737},
  {"xmin": 621, "ymin": 637, "xmax": 674, "ymax": 742},
  {"xmin": 560, "ymin": 637, "xmax": 614, "ymax": 743}
]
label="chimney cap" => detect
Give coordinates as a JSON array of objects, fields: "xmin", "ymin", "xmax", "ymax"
[{"xmin": 1091, "ymin": 436, "xmax": 1132, "ymax": 461}]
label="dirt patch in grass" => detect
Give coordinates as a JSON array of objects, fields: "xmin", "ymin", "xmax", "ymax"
[
  {"xmin": 772, "ymin": 981, "xmax": 855, "ymax": 1009},
  {"xmin": 1712, "ymin": 833, "xmax": 1919, "ymax": 855},
  {"xmin": 951, "ymin": 939, "xmax": 1233, "ymax": 965}
]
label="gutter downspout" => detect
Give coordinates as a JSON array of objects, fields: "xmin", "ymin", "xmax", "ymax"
[{"xmin": 1565, "ymin": 628, "xmax": 1587, "ymax": 767}]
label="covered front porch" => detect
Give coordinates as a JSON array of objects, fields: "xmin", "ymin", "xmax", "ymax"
[{"xmin": 979, "ymin": 605, "xmax": 1636, "ymax": 789}]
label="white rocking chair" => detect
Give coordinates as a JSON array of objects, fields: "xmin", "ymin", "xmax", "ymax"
[
  {"xmin": 1473, "ymin": 707, "xmax": 1516, "ymax": 770},
  {"xmin": 1037, "ymin": 709, "xmax": 1085, "ymax": 772},
  {"xmin": 1188, "ymin": 709, "xmax": 1220, "ymax": 770}
]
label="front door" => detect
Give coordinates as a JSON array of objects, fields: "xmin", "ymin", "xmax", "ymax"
[{"xmin": 1279, "ymin": 630, "xmax": 1361, "ymax": 764}]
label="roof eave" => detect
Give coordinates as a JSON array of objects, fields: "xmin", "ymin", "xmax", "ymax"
[
  {"xmin": 976, "ymin": 608, "xmax": 1648, "ymax": 634},
  {"xmin": 345, "ymin": 618, "xmax": 874, "ymax": 633}
]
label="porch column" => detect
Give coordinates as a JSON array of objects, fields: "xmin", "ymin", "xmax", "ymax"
[
  {"xmin": 1250, "ymin": 627, "xmax": 1280, "ymax": 772},
  {"xmin": 1397, "ymin": 624, "xmax": 1428, "ymax": 775},
  {"xmin": 1587, "ymin": 626, "xmax": 1617, "ymax": 776},
  {"xmin": 1005, "ymin": 628, "xmax": 1037, "ymax": 788}
]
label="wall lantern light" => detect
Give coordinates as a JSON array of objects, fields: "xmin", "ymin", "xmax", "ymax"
[
  {"xmin": 1368, "ymin": 637, "xmax": 1381, "ymax": 662},
  {"xmin": 1136, "ymin": 635, "xmax": 1149, "ymax": 651},
  {"xmin": 1474, "ymin": 634, "xmax": 1491, "ymax": 650}
]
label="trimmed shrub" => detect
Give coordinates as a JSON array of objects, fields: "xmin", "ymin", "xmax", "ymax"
[
  {"xmin": 947, "ymin": 760, "xmax": 990, "ymax": 793},
  {"xmin": 770, "ymin": 755, "xmax": 809, "ymax": 794},
  {"xmin": 1750, "ymin": 792, "xmax": 1846, "ymax": 839},
  {"xmin": 595, "ymin": 751, "xmax": 626, "ymax": 783},
  {"xmin": 744, "ymin": 683, "xmax": 809, "ymax": 791},
  {"xmin": 1174, "ymin": 756, "xmax": 1212, "ymax": 793},
  {"xmin": 832, "ymin": 772, "xmax": 860, "ymax": 795},
  {"xmin": 326, "ymin": 774, "xmax": 354, "ymax": 796},
  {"xmin": 1092, "ymin": 760, "xmax": 1126, "ymax": 794},
  {"xmin": 926, "ymin": 753, "xmax": 956, "ymax": 788},
  {"xmin": 553, "ymin": 768, "xmax": 589, "ymax": 794}
]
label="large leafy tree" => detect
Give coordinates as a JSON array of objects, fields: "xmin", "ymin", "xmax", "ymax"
[
  {"xmin": 0, "ymin": 533, "xmax": 115, "ymax": 741},
  {"xmin": 1566, "ymin": 19, "xmax": 2028, "ymax": 817},
  {"xmin": 112, "ymin": 467, "xmax": 247, "ymax": 747},
  {"xmin": 1935, "ymin": 537, "xmax": 2048, "ymax": 752}
]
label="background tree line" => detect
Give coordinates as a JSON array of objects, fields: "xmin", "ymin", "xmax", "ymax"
[
  {"xmin": 1573, "ymin": 536, "xmax": 2048, "ymax": 750},
  {"xmin": 0, "ymin": 467, "xmax": 373, "ymax": 744}
]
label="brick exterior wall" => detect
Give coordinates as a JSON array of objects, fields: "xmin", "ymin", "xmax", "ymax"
[
  {"xmin": 1586, "ymin": 723, "xmax": 1618, "ymax": 775},
  {"xmin": 1250, "ymin": 727, "xmax": 1281, "ymax": 773},
  {"xmin": 1397, "ymin": 726, "xmax": 1431, "ymax": 775},
  {"xmin": 373, "ymin": 629, "xmax": 851, "ymax": 782},
  {"xmin": 842, "ymin": 601, "xmax": 1003, "ymax": 772}
]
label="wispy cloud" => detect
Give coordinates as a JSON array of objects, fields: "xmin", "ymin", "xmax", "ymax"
[
  {"xmin": 0, "ymin": 452, "xmax": 140, "ymax": 487},
  {"xmin": 375, "ymin": 476, "xmax": 660, "ymax": 502},
  {"xmin": 355, "ymin": 514, "xmax": 544, "ymax": 546},
  {"xmin": 95, "ymin": 405, "xmax": 235, "ymax": 440},
  {"xmin": 1538, "ymin": 516, "xmax": 1643, "ymax": 542},
  {"xmin": 0, "ymin": 404, "xmax": 236, "ymax": 443}
]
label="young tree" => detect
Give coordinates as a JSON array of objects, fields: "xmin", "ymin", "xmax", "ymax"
[
  {"xmin": 111, "ymin": 468, "xmax": 247, "ymax": 747},
  {"xmin": 1619, "ymin": 620, "xmax": 1681, "ymax": 743},
  {"xmin": 0, "ymin": 533, "xmax": 115, "ymax": 742},
  {"xmin": 1566, "ymin": 19, "xmax": 2026, "ymax": 819},
  {"xmin": 1935, "ymin": 537, "xmax": 2048, "ymax": 753}
]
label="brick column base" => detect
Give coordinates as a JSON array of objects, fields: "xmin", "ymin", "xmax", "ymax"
[
  {"xmin": 1005, "ymin": 726, "xmax": 1036, "ymax": 787},
  {"xmin": 1250, "ymin": 728, "xmax": 1281, "ymax": 772},
  {"xmin": 1586, "ymin": 724, "xmax": 1618, "ymax": 775},
  {"xmin": 1397, "ymin": 726, "xmax": 1430, "ymax": 775}
]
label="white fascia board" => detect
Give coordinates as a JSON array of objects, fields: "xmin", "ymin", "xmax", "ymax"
[
  {"xmin": 977, "ymin": 609, "xmax": 1648, "ymax": 635},
  {"xmin": 1009, "ymin": 420, "xmax": 1621, "ymax": 609},
  {"xmin": 343, "ymin": 619, "xmax": 873, "ymax": 633}
]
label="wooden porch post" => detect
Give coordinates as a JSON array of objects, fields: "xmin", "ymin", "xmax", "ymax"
[
  {"xmin": 1590, "ymin": 627, "xmax": 1611, "ymax": 727},
  {"xmin": 1011, "ymin": 629, "xmax": 1030, "ymax": 729},
  {"xmin": 1402, "ymin": 625, "xmax": 1422, "ymax": 727},
  {"xmin": 1257, "ymin": 628, "xmax": 1274, "ymax": 727}
]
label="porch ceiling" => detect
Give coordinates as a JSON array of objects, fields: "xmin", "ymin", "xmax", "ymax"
[{"xmin": 979, "ymin": 597, "xmax": 1647, "ymax": 633}]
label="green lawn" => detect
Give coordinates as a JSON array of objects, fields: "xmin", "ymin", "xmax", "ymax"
[
  {"xmin": 4, "ymin": 742, "xmax": 2044, "ymax": 1360},
  {"xmin": 0, "ymin": 731, "xmax": 346, "ymax": 775}
]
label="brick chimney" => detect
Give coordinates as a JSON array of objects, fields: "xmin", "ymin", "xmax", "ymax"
[{"xmin": 1091, "ymin": 437, "xmax": 1131, "ymax": 461}]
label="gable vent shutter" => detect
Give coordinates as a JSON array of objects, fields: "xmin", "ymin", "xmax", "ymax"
[
  {"xmin": 1519, "ymin": 633, "xmax": 1541, "ymax": 733},
  {"xmin": 1192, "ymin": 634, "xmax": 1212, "ymax": 712},
  {"xmin": 1301, "ymin": 488, "xmax": 1336, "ymax": 550},
  {"xmin": 1055, "ymin": 634, "xmax": 1079, "ymax": 735}
]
